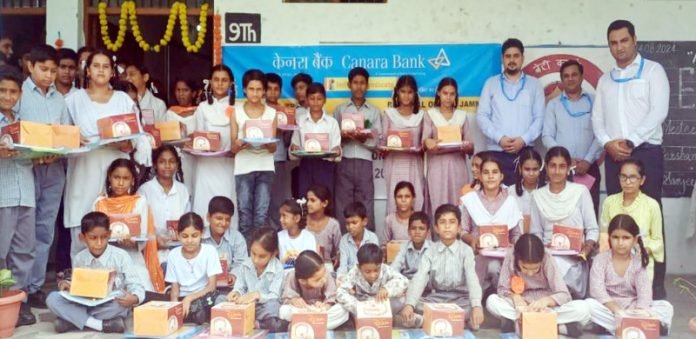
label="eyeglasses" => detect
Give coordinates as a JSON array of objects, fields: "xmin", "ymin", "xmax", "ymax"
[{"xmin": 619, "ymin": 174, "xmax": 641, "ymax": 183}]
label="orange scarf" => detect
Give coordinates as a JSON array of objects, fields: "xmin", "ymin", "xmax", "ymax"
[{"xmin": 94, "ymin": 194, "xmax": 165, "ymax": 293}]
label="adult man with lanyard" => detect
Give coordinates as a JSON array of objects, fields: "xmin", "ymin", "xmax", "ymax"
[
  {"xmin": 592, "ymin": 19, "xmax": 669, "ymax": 299},
  {"xmin": 543, "ymin": 60, "xmax": 603, "ymax": 216},
  {"xmin": 477, "ymin": 38, "xmax": 545, "ymax": 185}
]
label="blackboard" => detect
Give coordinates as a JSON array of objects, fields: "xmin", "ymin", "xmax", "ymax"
[{"xmin": 637, "ymin": 41, "xmax": 696, "ymax": 197}]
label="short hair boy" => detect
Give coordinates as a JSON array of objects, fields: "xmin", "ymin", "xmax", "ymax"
[
  {"xmin": 391, "ymin": 211, "xmax": 432, "ymax": 279},
  {"xmin": 202, "ymin": 196, "xmax": 247, "ymax": 289},
  {"xmin": 336, "ymin": 201, "xmax": 379, "ymax": 277}
]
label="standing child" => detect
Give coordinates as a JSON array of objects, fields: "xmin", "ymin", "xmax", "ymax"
[
  {"xmin": 391, "ymin": 212, "xmax": 432, "ymax": 280},
  {"xmin": 202, "ymin": 196, "xmax": 247, "ymax": 289},
  {"xmin": 46, "ymin": 212, "xmax": 144, "ymax": 334},
  {"xmin": 167, "ymin": 212, "xmax": 223, "ymax": 324},
  {"xmin": 507, "ymin": 148, "xmax": 543, "ymax": 233},
  {"xmin": 304, "ymin": 184, "xmax": 342, "ymax": 272},
  {"xmin": 55, "ymin": 48, "xmax": 78, "ymax": 97},
  {"xmin": 265, "ymin": 73, "xmax": 293, "ymax": 230},
  {"xmin": 278, "ymin": 199, "xmax": 318, "ymax": 268},
  {"xmin": 423, "ymin": 77, "xmax": 474, "ymax": 212},
  {"xmin": 333, "ymin": 67, "xmax": 382, "ymax": 231},
  {"xmin": 486, "ymin": 234, "xmax": 591, "ymax": 337},
  {"xmin": 230, "ymin": 69, "xmax": 277, "ymax": 240},
  {"xmin": 165, "ymin": 79, "xmax": 198, "ymax": 192},
  {"xmin": 336, "ymin": 202, "xmax": 379, "ymax": 277},
  {"xmin": 124, "ymin": 63, "xmax": 166, "ymax": 122},
  {"xmin": 226, "ymin": 227, "xmax": 287, "ymax": 332},
  {"xmin": 586, "ymin": 214, "xmax": 672, "ymax": 336},
  {"xmin": 291, "ymin": 73, "xmax": 312, "ymax": 111},
  {"xmin": 381, "ymin": 75, "xmax": 425, "ymax": 214},
  {"xmin": 279, "ymin": 250, "xmax": 349, "ymax": 329},
  {"xmin": 381, "ymin": 181, "xmax": 416, "ymax": 244}
]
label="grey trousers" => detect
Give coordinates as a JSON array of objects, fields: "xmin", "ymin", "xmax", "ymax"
[
  {"xmin": 46, "ymin": 291, "xmax": 130, "ymax": 329},
  {"xmin": 0, "ymin": 206, "xmax": 36, "ymax": 290},
  {"xmin": 334, "ymin": 158, "xmax": 375, "ymax": 232}
]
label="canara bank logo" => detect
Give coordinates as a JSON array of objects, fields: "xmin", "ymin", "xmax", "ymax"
[{"xmin": 428, "ymin": 48, "xmax": 451, "ymax": 70}]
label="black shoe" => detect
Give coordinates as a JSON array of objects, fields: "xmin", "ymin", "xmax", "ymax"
[
  {"xmin": 27, "ymin": 290, "xmax": 48, "ymax": 309},
  {"xmin": 259, "ymin": 317, "xmax": 289, "ymax": 333},
  {"xmin": 660, "ymin": 323, "xmax": 669, "ymax": 336},
  {"xmin": 191, "ymin": 308, "xmax": 208, "ymax": 325},
  {"xmin": 500, "ymin": 318, "xmax": 515, "ymax": 333},
  {"xmin": 102, "ymin": 317, "xmax": 126, "ymax": 333},
  {"xmin": 53, "ymin": 317, "xmax": 78, "ymax": 333},
  {"xmin": 16, "ymin": 302, "xmax": 37, "ymax": 327},
  {"xmin": 561, "ymin": 322, "xmax": 583, "ymax": 338}
]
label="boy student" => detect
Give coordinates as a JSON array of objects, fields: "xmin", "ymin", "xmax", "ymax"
[
  {"xmin": 56, "ymin": 48, "xmax": 78, "ymax": 97},
  {"xmin": 391, "ymin": 211, "xmax": 432, "ymax": 280},
  {"xmin": 202, "ymin": 196, "xmax": 248, "ymax": 289},
  {"xmin": 289, "ymin": 72, "xmax": 312, "ymax": 198},
  {"xmin": 333, "ymin": 67, "xmax": 382, "ymax": 231},
  {"xmin": 46, "ymin": 212, "xmax": 144, "ymax": 334},
  {"xmin": 401, "ymin": 204, "xmax": 485, "ymax": 330},
  {"xmin": 0, "ymin": 66, "xmax": 37, "ymax": 326},
  {"xmin": 336, "ymin": 201, "xmax": 379, "ymax": 277},
  {"xmin": 18, "ymin": 44, "xmax": 72, "ymax": 309}
]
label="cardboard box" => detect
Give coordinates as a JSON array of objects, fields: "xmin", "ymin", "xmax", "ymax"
[
  {"xmin": 478, "ymin": 225, "xmax": 509, "ymax": 249},
  {"xmin": 277, "ymin": 108, "xmax": 296, "ymax": 127},
  {"xmin": 166, "ymin": 220, "xmax": 178, "ymax": 242},
  {"xmin": 551, "ymin": 224, "xmax": 584, "ymax": 252},
  {"xmin": 51, "ymin": 124, "xmax": 81, "ymax": 149},
  {"xmin": 192, "ymin": 131, "xmax": 221, "ymax": 151},
  {"xmin": 341, "ymin": 113, "xmax": 365, "ymax": 131},
  {"xmin": 217, "ymin": 255, "xmax": 229, "ymax": 287},
  {"xmin": 386, "ymin": 240, "xmax": 407, "ymax": 263},
  {"xmin": 244, "ymin": 119, "xmax": 273, "ymax": 139},
  {"xmin": 69, "ymin": 267, "xmax": 116, "ymax": 299},
  {"xmin": 356, "ymin": 301, "xmax": 392, "ymax": 339},
  {"xmin": 210, "ymin": 302, "xmax": 255, "ymax": 337},
  {"xmin": 155, "ymin": 120, "xmax": 186, "ymax": 141},
  {"xmin": 386, "ymin": 129, "xmax": 411, "ymax": 148},
  {"xmin": 437, "ymin": 125, "xmax": 462, "ymax": 143},
  {"xmin": 423, "ymin": 303, "xmax": 466, "ymax": 336},
  {"xmin": 0, "ymin": 121, "xmax": 53, "ymax": 148},
  {"xmin": 518, "ymin": 310, "xmax": 558, "ymax": 339},
  {"xmin": 304, "ymin": 133, "xmax": 329, "ymax": 152},
  {"xmin": 290, "ymin": 308, "xmax": 328, "ymax": 339},
  {"xmin": 615, "ymin": 309, "xmax": 660, "ymax": 339},
  {"xmin": 134, "ymin": 301, "xmax": 184, "ymax": 337},
  {"xmin": 108, "ymin": 214, "xmax": 142, "ymax": 239},
  {"xmin": 143, "ymin": 125, "xmax": 161, "ymax": 148},
  {"xmin": 97, "ymin": 113, "xmax": 139, "ymax": 139},
  {"xmin": 141, "ymin": 109, "xmax": 156, "ymax": 126}
]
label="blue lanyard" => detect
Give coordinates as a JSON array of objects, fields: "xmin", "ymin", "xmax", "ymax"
[
  {"xmin": 610, "ymin": 56, "xmax": 644, "ymax": 83},
  {"xmin": 560, "ymin": 93, "xmax": 592, "ymax": 117},
  {"xmin": 499, "ymin": 73, "xmax": 527, "ymax": 102}
]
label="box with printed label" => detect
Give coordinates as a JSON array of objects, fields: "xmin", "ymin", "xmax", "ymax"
[
  {"xmin": 244, "ymin": 119, "xmax": 273, "ymax": 139},
  {"xmin": 386, "ymin": 240, "xmax": 407, "ymax": 263},
  {"xmin": 69, "ymin": 268, "xmax": 116, "ymax": 299},
  {"xmin": 210, "ymin": 302, "xmax": 255, "ymax": 337},
  {"xmin": 217, "ymin": 255, "xmax": 229, "ymax": 287},
  {"xmin": 478, "ymin": 224, "xmax": 509, "ymax": 249},
  {"xmin": 277, "ymin": 108, "xmax": 296, "ymax": 127},
  {"xmin": 155, "ymin": 120, "xmax": 186, "ymax": 141},
  {"xmin": 96, "ymin": 113, "xmax": 139, "ymax": 139},
  {"xmin": 108, "ymin": 214, "xmax": 141, "ymax": 240},
  {"xmin": 192, "ymin": 131, "xmax": 221, "ymax": 151},
  {"xmin": 0, "ymin": 121, "xmax": 53, "ymax": 148},
  {"xmin": 356, "ymin": 301, "xmax": 392, "ymax": 339},
  {"xmin": 615, "ymin": 309, "xmax": 660, "ymax": 339},
  {"xmin": 551, "ymin": 224, "xmax": 584, "ymax": 252},
  {"xmin": 341, "ymin": 113, "xmax": 365, "ymax": 131},
  {"xmin": 386, "ymin": 129, "xmax": 411, "ymax": 148},
  {"xmin": 290, "ymin": 307, "xmax": 328, "ymax": 339},
  {"xmin": 143, "ymin": 125, "xmax": 161, "ymax": 148},
  {"xmin": 134, "ymin": 301, "xmax": 184, "ymax": 337},
  {"xmin": 303, "ymin": 133, "xmax": 329, "ymax": 152},
  {"xmin": 423, "ymin": 303, "xmax": 466, "ymax": 336}
]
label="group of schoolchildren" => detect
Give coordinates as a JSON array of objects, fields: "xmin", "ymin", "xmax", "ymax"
[{"xmin": 0, "ymin": 41, "xmax": 674, "ymax": 337}]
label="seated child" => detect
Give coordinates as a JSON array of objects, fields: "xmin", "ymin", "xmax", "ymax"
[
  {"xmin": 225, "ymin": 227, "xmax": 287, "ymax": 332},
  {"xmin": 278, "ymin": 199, "xmax": 318, "ymax": 268},
  {"xmin": 390, "ymin": 211, "xmax": 432, "ymax": 280},
  {"xmin": 486, "ymin": 234, "xmax": 590, "ymax": 338},
  {"xmin": 586, "ymin": 214, "xmax": 673, "ymax": 336},
  {"xmin": 381, "ymin": 181, "xmax": 416, "ymax": 243},
  {"xmin": 279, "ymin": 250, "xmax": 349, "ymax": 329},
  {"xmin": 336, "ymin": 201, "xmax": 379, "ymax": 277},
  {"xmin": 166, "ymin": 212, "xmax": 223, "ymax": 324},
  {"xmin": 202, "ymin": 196, "xmax": 247, "ymax": 289},
  {"xmin": 46, "ymin": 212, "xmax": 145, "ymax": 333}
]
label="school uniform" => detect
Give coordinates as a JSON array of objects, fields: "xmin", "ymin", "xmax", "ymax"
[
  {"xmin": 307, "ymin": 217, "xmax": 342, "ymax": 271},
  {"xmin": 336, "ymin": 229, "xmax": 379, "ymax": 277},
  {"xmin": 229, "ymin": 257, "xmax": 285, "ymax": 323},
  {"xmin": 202, "ymin": 228, "xmax": 247, "ymax": 278},
  {"xmin": 336, "ymin": 263, "xmax": 409, "ymax": 316},
  {"xmin": 279, "ymin": 270, "xmax": 349, "ymax": 329},
  {"xmin": 391, "ymin": 239, "xmax": 432, "ymax": 280},
  {"xmin": 164, "ymin": 106, "xmax": 197, "ymax": 193},
  {"xmin": 165, "ymin": 244, "xmax": 222, "ymax": 296},
  {"xmin": 380, "ymin": 212, "xmax": 410, "ymax": 244},
  {"xmin": 46, "ymin": 245, "xmax": 145, "ymax": 330},
  {"xmin": 277, "ymin": 229, "xmax": 317, "ymax": 267},
  {"xmin": 138, "ymin": 89, "xmax": 167, "ymax": 123}
]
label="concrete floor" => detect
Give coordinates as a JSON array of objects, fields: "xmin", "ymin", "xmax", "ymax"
[{"xmin": 9, "ymin": 275, "xmax": 696, "ymax": 338}]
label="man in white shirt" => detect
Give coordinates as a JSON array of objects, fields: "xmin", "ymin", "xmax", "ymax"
[{"xmin": 591, "ymin": 20, "xmax": 669, "ymax": 299}]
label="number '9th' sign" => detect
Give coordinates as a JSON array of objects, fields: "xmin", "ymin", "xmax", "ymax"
[{"xmin": 225, "ymin": 13, "xmax": 261, "ymax": 44}]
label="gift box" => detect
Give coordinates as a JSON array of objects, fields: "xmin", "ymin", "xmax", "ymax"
[
  {"xmin": 217, "ymin": 255, "xmax": 229, "ymax": 287},
  {"xmin": 0, "ymin": 121, "xmax": 53, "ymax": 148},
  {"xmin": 166, "ymin": 220, "xmax": 179, "ymax": 242},
  {"xmin": 386, "ymin": 129, "xmax": 411, "ymax": 148},
  {"xmin": 437, "ymin": 125, "xmax": 462, "ymax": 143},
  {"xmin": 518, "ymin": 310, "xmax": 558, "ymax": 339},
  {"xmin": 290, "ymin": 307, "xmax": 328, "ymax": 339},
  {"xmin": 108, "ymin": 214, "xmax": 142, "ymax": 239},
  {"xmin": 155, "ymin": 121, "xmax": 186, "ymax": 141},
  {"xmin": 210, "ymin": 302, "xmax": 255, "ymax": 337},
  {"xmin": 386, "ymin": 240, "xmax": 407, "ymax": 263},
  {"xmin": 423, "ymin": 303, "xmax": 466, "ymax": 336},
  {"xmin": 341, "ymin": 113, "xmax": 365, "ymax": 131},
  {"xmin": 244, "ymin": 119, "xmax": 273, "ymax": 139},
  {"xmin": 192, "ymin": 131, "xmax": 222, "ymax": 151},
  {"xmin": 551, "ymin": 224, "xmax": 584, "ymax": 252},
  {"xmin": 356, "ymin": 300, "xmax": 392, "ymax": 339},
  {"xmin": 51, "ymin": 125, "xmax": 81, "ymax": 149},
  {"xmin": 143, "ymin": 125, "xmax": 161, "ymax": 148},
  {"xmin": 134, "ymin": 301, "xmax": 184, "ymax": 337},
  {"xmin": 615, "ymin": 309, "xmax": 660, "ymax": 339},
  {"xmin": 141, "ymin": 109, "xmax": 156, "ymax": 126},
  {"xmin": 69, "ymin": 267, "xmax": 116, "ymax": 299},
  {"xmin": 97, "ymin": 113, "xmax": 139, "ymax": 139},
  {"xmin": 478, "ymin": 224, "xmax": 509, "ymax": 249},
  {"xmin": 304, "ymin": 133, "xmax": 329, "ymax": 152},
  {"xmin": 277, "ymin": 108, "xmax": 296, "ymax": 127}
]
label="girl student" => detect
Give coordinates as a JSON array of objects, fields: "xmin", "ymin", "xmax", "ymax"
[
  {"xmin": 165, "ymin": 79, "xmax": 199, "ymax": 192},
  {"xmin": 92, "ymin": 159, "xmax": 163, "ymax": 292},
  {"xmin": 190, "ymin": 64, "xmax": 237, "ymax": 224},
  {"xmin": 137, "ymin": 144, "xmax": 191, "ymax": 265},
  {"xmin": 230, "ymin": 69, "xmax": 277, "ymax": 240},
  {"xmin": 423, "ymin": 77, "xmax": 474, "ymax": 212},
  {"xmin": 459, "ymin": 151, "xmax": 487, "ymax": 198},
  {"xmin": 64, "ymin": 49, "xmax": 151, "ymax": 259},
  {"xmin": 289, "ymin": 82, "xmax": 342, "ymax": 199},
  {"xmin": 381, "ymin": 75, "xmax": 425, "ymax": 214},
  {"xmin": 279, "ymin": 250, "xmax": 349, "ymax": 330},
  {"xmin": 530, "ymin": 146, "xmax": 599, "ymax": 299},
  {"xmin": 381, "ymin": 181, "xmax": 416, "ymax": 243},
  {"xmin": 304, "ymin": 184, "xmax": 342, "ymax": 272},
  {"xmin": 460, "ymin": 154, "xmax": 523, "ymax": 290},
  {"xmin": 124, "ymin": 62, "xmax": 167, "ymax": 123},
  {"xmin": 586, "ymin": 214, "xmax": 673, "ymax": 336},
  {"xmin": 507, "ymin": 148, "xmax": 544, "ymax": 233},
  {"xmin": 171, "ymin": 78, "xmax": 199, "ymax": 108},
  {"xmin": 278, "ymin": 199, "xmax": 318, "ymax": 268},
  {"xmin": 226, "ymin": 227, "xmax": 287, "ymax": 333},
  {"xmin": 166, "ymin": 212, "xmax": 223, "ymax": 324},
  {"xmin": 486, "ymin": 234, "xmax": 591, "ymax": 338}
]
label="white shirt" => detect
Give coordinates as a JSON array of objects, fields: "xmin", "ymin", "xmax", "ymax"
[
  {"xmin": 137, "ymin": 178, "xmax": 191, "ymax": 234},
  {"xmin": 278, "ymin": 229, "xmax": 318, "ymax": 263},
  {"xmin": 592, "ymin": 54, "xmax": 670, "ymax": 147},
  {"xmin": 194, "ymin": 96, "xmax": 233, "ymax": 150},
  {"xmin": 290, "ymin": 110, "xmax": 342, "ymax": 161},
  {"xmin": 234, "ymin": 102, "xmax": 276, "ymax": 175},
  {"xmin": 165, "ymin": 244, "xmax": 222, "ymax": 296},
  {"xmin": 139, "ymin": 89, "xmax": 167, "ymax": 123}
]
